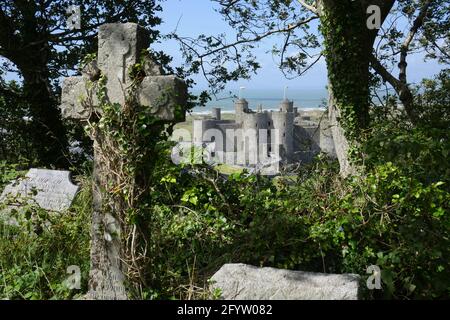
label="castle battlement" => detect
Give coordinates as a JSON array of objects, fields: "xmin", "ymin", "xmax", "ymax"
[{"xmin": 191, "ymin": 95, "xmax": 336, "ymax": 173}]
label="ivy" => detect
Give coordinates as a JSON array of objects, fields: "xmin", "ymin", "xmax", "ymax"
[
  {"xmin": 83, "ymin": 50, "xmax": 180, "ymax": 298},
  {"xmin": 319, "ymin": 0, "xmax": 371, "ymax": 146}
]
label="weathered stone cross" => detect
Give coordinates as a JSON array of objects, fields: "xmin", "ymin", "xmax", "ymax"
[{"xmin": 60, "ymin": 23, "xmax": 186, "ymax": 300}]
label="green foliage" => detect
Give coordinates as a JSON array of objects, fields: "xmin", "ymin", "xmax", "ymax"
[
  {"xmin": 1, "ymin": 142, "xmax": 448, "ymax": 300},
  {"xmin": 307, "ymin": 161, "xmax": 450, "ymax": 299},
  {"xmin": 140, "ymin": 142, "xmax": 450, "ymax": 299},
  {"xmin": 366, "ymin": 70, "xmax": 450, "ymax": 185},
  {"xmin": 0, "ymin": 1, "xmax": 164, "ymax": 167},
  {"xmin": 0, "ymin": 82, "xmax": 37, "ymax": 166},
  {"xmin": 0, "ymin": 175, "xmax": 91, "ymax": 300},
  {"xmin": 140, "ymin": 151, "xmax": 443, "ymax": 300},
  {"xmin": 0, "ymin": 161, "xmax": 25, "ymax": 191}
]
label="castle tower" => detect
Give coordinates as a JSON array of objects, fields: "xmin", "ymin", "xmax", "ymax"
[
  {"xmin": 235, "ymin": 98, "xmax": 249, "ymax": 125},
  {"xmin": 279, "ymin": 99, "xmax": 294, "ymax": 113},
  {"xmin": 211, "ymin": 107, "xmax": 221, "ymax": 120},
  {"xmin": 268, "ymin": 98, "xmax": 295, "ymax": 162}
]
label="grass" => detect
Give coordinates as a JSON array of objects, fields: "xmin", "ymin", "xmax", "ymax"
[
  {"xmin": 0, "ymin": 175, "xmax": 91, "ymax": 300},
  {"xmin": 214, "ymin": 164, "xmax": 245, "ymax": 175}
]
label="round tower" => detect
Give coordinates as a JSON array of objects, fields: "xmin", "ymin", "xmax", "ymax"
[
  {"xmin": 269, "ymin": 111, "xmax": 294, "ymax": 162},
  {"xmin": 240, "ymin": 112, "xmax": 268, "ymax": 166},
  {"xmin": 235, "ymin": 98, "xmax": 249, "ymax": 125},
  {"xmin": 279, "ymin": 99, "xmax": 294, "ymax": 113},
  {"xmin": 211, "ymin": 107, "xmax": 221, "ymax": 120}
]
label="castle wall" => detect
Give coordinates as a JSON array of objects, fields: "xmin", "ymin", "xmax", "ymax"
[
  {"xmin": 268, "ymin": 111, "xmax": 294, "ymax": 162},
  {"xmin": 216, "ymin": 122, "xmax": 239, "ymax": 153},
  {"xmin": 234, "ymin": 99, "xmax": 249, "ymax": 125},
  {"xmin": 240, "ymin": 112, "xmax": 270, "ymax": 165},
  {"xmin": 294, "ymin": 125, "xmax": 320, "ymax": 163},
  {"xmin": 189, "ymin": 98, "xmax": 334, "ymax": 171},
  {"xmin": 194, "ymin": 119, "xmax": 237, "ymax": 152},
  {"xmin": 211, "ymin": 108, "xmax": 221, "ymax": 120}
]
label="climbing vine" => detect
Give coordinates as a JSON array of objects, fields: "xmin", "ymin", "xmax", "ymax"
[
  {"xmin": 83, "ymin": 50, "xmax": 184, "ymax": 298},
  {"xmin": 319, "ymin": 0, "xmax": 371, "ymax": 144}
]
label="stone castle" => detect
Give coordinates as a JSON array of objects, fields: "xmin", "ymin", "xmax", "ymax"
[{"xmin": 189, "ymin": 97, "xmax": 337, "ymax": 174}]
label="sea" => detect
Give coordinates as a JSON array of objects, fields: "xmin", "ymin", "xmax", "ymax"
[{"xmin": 191, "ymin": 88, "xmax": 328, "ymax": 114}]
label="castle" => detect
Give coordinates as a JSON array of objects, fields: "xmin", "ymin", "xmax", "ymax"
[{"xmin": 188, "ymin": 97, "xmax": 337, "ymax": 174}]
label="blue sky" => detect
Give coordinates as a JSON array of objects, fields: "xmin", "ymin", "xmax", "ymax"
[
  {"xmin": 154, "ymin": 0, "xmax": 446, "ymax": 94},
  {"xmin": 153, "ymin": 0, "xmax": 328, "ymax": 93},
  {"xmin": 2, "ymin": 0, "xmax": 445, "ymax": 98}
]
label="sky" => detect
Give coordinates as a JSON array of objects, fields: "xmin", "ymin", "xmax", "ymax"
[
  {"xmin": 2, "ymin": 0, "xmax": 446, "ymax": 99},
  {"xmin": 153, "ymin": 0, "xmax": 446, "ymax": 95},
  {"xmin": 153, "ymin": 0, "xmax": 328, "ymax": 93}
]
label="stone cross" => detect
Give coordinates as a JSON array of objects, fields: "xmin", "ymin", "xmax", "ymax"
[
  {"xmin": 61, "ymin": 23, "xmax": 186, "ymax": 120},
  {"xmin": 60, "ymin": 23, "xmax": 186, "ymax": 300}
]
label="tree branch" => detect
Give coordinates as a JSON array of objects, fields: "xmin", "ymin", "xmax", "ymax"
[
  {"xmin": 398, "ymin": 0, "xmax": 433, "ymax": 84},
  {"xmin": 370, "ymin": 1, "xmax": 433, "ymax": 124},
  {"xmin": 425, "ymin": 34, "xmax": 450, "ymax": 61},
  {"xmin": 173, "ymin": 16, "xmax": 319, "ymax": 60},
  {"xmin": 297, "ymin": 0, "xmax": 318, "ymax": 15},
  {"xmin": 369, "ymin": 53, "xmax": 417, "ymax": 123},
  {"xmin": 50, "ymin": 1, "xmax": 139, "ymax": 42}
]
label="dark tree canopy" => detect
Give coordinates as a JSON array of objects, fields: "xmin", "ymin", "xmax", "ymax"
[
  {"xmin": 0, "ymin": 0, "xmax": 163, "ymax": 167},
  {"xmin": 0, "ymin": 0, "xmax": 162, "ymax": 87}
]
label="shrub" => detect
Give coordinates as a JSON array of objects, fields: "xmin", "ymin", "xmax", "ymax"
[{"xmin": 0, "ymin": 175, "xmax": 91, "ymax": 300}]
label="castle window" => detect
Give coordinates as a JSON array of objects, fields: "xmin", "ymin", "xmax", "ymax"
[
  {"xmin": 211, "ymin": 136, "xmax": 215, "ymax": 142},
  {"xmin": 283, "ymin": 133, "xmax": 286, "ymax": 137},
  {"xmin": 179, "ymin": 150, "xmax": 184, "ymax": 157},
  {"xmin": 268, "ymin": 121, "xmax": 271, "ymax": 126},
  {"xmin": 211, "ymin": 151, "xmax": 216, "ymax": 157},
  {"xmin": 178, "ymin": 136, "xmax": 184, "ymax": 142}
]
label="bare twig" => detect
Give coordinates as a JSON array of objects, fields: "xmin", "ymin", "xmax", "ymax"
[
  {"xmin": 370, "ymin": 1, "xmax": 433, "ymax": 124},
  {"xmin": 172, "ymin": 16, "xmax": 319, "ymax": 61},
  {"xmin": 399, "ymin": 0, "xmax": 433, "ymax": 84}
]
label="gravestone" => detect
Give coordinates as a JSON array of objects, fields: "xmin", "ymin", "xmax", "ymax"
[
  {"xmin": 0, "ymin": 169, "xmax": 79, "ymax": 212},
  {"xmin": 60, "ymin": 23, "xmax": 187, "ymax": 300},
  {"xmin": 211, "ymin": 263, "xmax": 360, "ymax": 300}
]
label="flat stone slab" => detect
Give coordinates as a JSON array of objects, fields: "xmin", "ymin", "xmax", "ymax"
[
  {"xmin": 210, "ymin": 263, "xmax": 360, "ymax": 300},
  {"xmin": 0, "ymin": 169, "xmax": 79, "ymax": 212}
]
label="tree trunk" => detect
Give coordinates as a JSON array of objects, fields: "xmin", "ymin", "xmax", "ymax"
[
  {"xmin": 317, "ymin": 0, "xmax": 395, "ymax": 177},
  {"xmin": 327, "ymin": 87, "xmax": 356, "ymax": 176},
  {"xmin": 20, "ymin": 60, "xmax": 69, "ymax": 168},
  {"xmin": 0, "ymin": 1, "xmax": 69, "ymax": 168}
]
